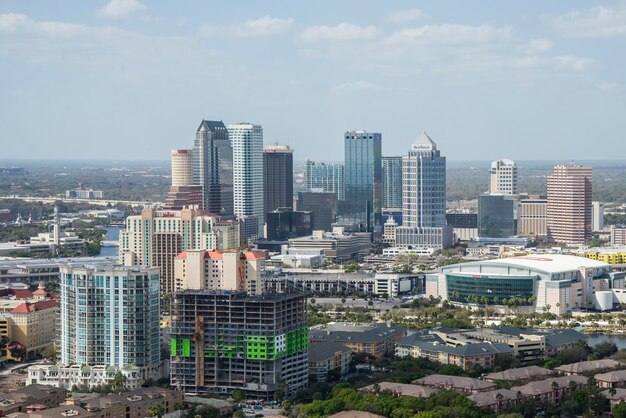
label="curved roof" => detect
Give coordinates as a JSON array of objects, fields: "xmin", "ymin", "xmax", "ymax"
[{"xmin": 473, "ymin": 254, "xmax": 609, "ymax": 274}]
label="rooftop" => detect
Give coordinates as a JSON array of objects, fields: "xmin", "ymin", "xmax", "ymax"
[
  {"xmin": 555, "ymin": 359, "xmax": 623, "ymax": 374},
  {"xmin": 397, "ymin": 333, "xmax": 513, "ymax": 356},
  {"xmin": 467, "ymin": 389, "xmax": 519, "ymax": 406},
  {"xmin": 308, "ymin": 342, "xmax": 352, "ymax": 362},
  {"xmin": 309, "ymin": 322, "xmax": 405, "ymax": 344},
  {"xmin": 595, "ymin": 369, "xmax": 626, "ymax": 383},
  {"xmin": 413, "ymin": 374, "xmax": 496, "ymax": 391},
  {"xmin": 479, "ymin": 254, "xmax": 609, "ymax": 274},
  {"xmin": 484, "ymin": 365, "xmax": 553, "ymax": 382},
  {"xmin": 360, "ymin": 382, "xmax": 438, "ymax": 398},
  {"xmin": 512, "ymin": 375, "xmax": 587, "ymax": 395}
]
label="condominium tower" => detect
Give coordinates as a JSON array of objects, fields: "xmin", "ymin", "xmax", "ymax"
[
  {"xmin": 263, "ymin": 145, "xmax": 293, "ymax": 216},
  {"xmin": 547, "ymin": 164, "xmax": 592, "ymax": 244},
  {"xmin": 340, "ymin": 130, "xmax": 382, "ymax": 232},
  {"xmin": 228, "ymin": 123, "xmax": 264, "ymax": 238},
  {"xmin": 119, "ymin": 207, "xmax": 239, "ymax": 295},
  {"xmin": 305, "ymin": 159, "xmax": 345, "ymax": 201},
  {"xmin": 60, "ymin": 264, "xmax": 161, "ymax": 378},
  {"xmin": 170, "ymin": 291, "xmax": 308, "ymax": 399},
  {"xmin": 382, "ymin": 156, "xmax": 402, "ymax": 210},
  {"xmin": 489, "ymin": 159, "xmax": 518, "ymax": 195},
  {"xmin": 193, "ymin": 120, "xmax": 234, "ymax": 215}
]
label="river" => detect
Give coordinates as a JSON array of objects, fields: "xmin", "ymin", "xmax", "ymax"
[
  {"xmin": 99, "ymin": 225, "xmax": 121, "ymax": 258},
  {"xmin": 586, "ymin": 334, "xmax": 626, "ymax": 350}
]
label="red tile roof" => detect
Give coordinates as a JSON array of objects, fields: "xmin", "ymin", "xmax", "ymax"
[{"xmin": 10, "ymin": 300, "xmax": 60, "ymax": 314}]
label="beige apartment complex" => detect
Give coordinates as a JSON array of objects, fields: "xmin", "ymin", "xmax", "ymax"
[{"xmin": 547, "ymin": 164, "xmax": 592, "ymax": 244}]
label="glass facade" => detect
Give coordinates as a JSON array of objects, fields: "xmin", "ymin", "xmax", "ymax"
[
  {"xmin": 478, "ymin": 194, "xmax": 517, "ymax": 238},
  {"xmin": 382, "ymin": 156, "xmax": 402, "ymax": 209},
  {"xmin": 340, "ymin": 130, "xmax": 382, "ymax": 232},
  {"xmin": 306, "ymin": 159, "xmax": 345, "ymax": 201},
  {"xmin": 446, "ymin": 273, "xmax": 536, "ymax": 305}
]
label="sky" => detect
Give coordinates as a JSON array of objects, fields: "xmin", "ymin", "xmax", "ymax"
[{"xmin": 1, "ymin": 0, "xmax": 626, "ymax": 162}]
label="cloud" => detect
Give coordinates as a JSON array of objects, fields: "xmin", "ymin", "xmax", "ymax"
[
  {"xmin": 553, "ymin": 5, "xmax": 626, "ymax": 38},
  {"xmin": 524, "ymin": 38, "xmax": 553, "ymax": 54},
  {"xmin": 99, "ymin": 0, "xmax": 147, "ymax": 20},
  {"xmin": 0, "ymin": 13, "xmax": 88, "ymax": 37},
  {"xmin": 386, "ymin": 9, "xmax": 428, "ymax": 23},
  {"xmin": 299, "ymin": 22, "xmax": 380, "ymax": 42},
  {"xmin": 332, "ymin": 81, "xmax": 383, "ymax": 94},
  {"xmin": 553, "ymin": 55, "xmax": 594, "ymax": 71},
  {"xmin": 598, "ymin": 82, "xmax": 620, "ymax": 91},
  {"xmin": 201, "ymin": 16, "xmax": 294, "ymax": 38},
  {"xmin": 385, "ymin": 24, "xmax": 512, "ymax": 45}
]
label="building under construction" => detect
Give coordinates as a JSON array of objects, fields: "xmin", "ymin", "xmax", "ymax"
[{"xmin": 169, "ymin": 290, "xmax": 308, "ymax": 399}]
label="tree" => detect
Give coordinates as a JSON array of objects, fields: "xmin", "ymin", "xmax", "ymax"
[
  {"xmin": 614, "ymin": 402, "xmax": 626, "ymax": 418},
  {"xmin": 8, "ymin": 345, "xmax": 27, "ymax": 362},
  {"xmin": 110, "ymin": 372, "xmax": 127, "ymax": 392},
  {"xmin": 146, "ymin": 404, "xmax": 165, "ymax": 418},
  {"xmin": 0, "ymin": 336, "xmax": 9, "ymax": 359},
  {"xmin": 310, "ymin": 298, "xmax": 316, "ymax": 305},
  {"xmin": 232, "ymin": 388, "xmax": 246, "ymax": 402}
]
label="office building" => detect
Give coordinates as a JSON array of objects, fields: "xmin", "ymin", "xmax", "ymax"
[
  {"xmin": 171, "ymin": 149, "xmax": 194, "ymax": 186},
  {"xmin": 164, "ymin": 149, "xmax": 203, "ymax": 210},
  {"xmin": 193, "ymin": 120, "xmax": 234, "ymax": 215},
  {"xmin": 609, "ymin": 228, "xmax": 626, "ymax": 246},
  {"xmin": 265, "ymin": 209, "xmax": 313, "ymax": 240},
  {"xmin": 305, "ymin": 159, "xmax": 345, "ymax": 201},
  {"xmin": 170, "ymin": 291, "xmax": 309, "ymax": 399},
  {"xmin": 263, "ymin": 145, "xmax": 293, "ymax": 218},
  {"xmin": 309, "ymin": 322, "xmax": 406, "ymax": 357},
  {"xmin": 298, "ymin": 191, "xmax": 336, "ymax": 231},
  {"xmin": 592, "ymin": 201, "xmax": 605, "ymax": 231},
  {"xmin": 287, "ymin": 228, "xmax": 371, "ymax": 262},
  {"xmin": 174, "ymin": 249, "xmax": 266, "ymax": 295},
  {"xmin": 340, "ymin": 130, "xmax": 382, "ymax": 232},
  {"xmin": 382, "ymin": 156, "xmax": 402, "ymax": 210},
  {"xmin": 518, "ymin": 196, "xmax": 548, "ymax": 238},
  {"xmin": 65, "ymin": 183, "xmax": 104, "ymax": 199},
  {"xmin": 547, "ymin": 164, "xmax": 592, "ymax": 244},
  {"xmin": 446, "ymin": 212, "xmax": 478, "ymax": 241},
  {"xmin": 229, "ymin": 123, "xmax": 264, "ymax": 238},
  {"xmin": 489, "ymin": 159, "xmax": 518, "ymax": 195},
  {"xmin": 59, "ymin": 264, "xmax": 161, "ymax": 380},
  {"xmin": 119, "ymin": 207, "xmax": 239, "ymax": 295},
  {"xmin": 478, "ymin": 194, "xmax": 517, "ymax": 238},
  {"xmin": 382, "ymin": 216, "xmax": 397, "ymax": 245}
]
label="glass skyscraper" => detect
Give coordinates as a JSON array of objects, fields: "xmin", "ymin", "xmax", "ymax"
[
  {"xmin": 340, "ymin": 130, "xmax": 382, "ymax": 232},
  {"xmin": 382, "ymin": 156, "xmax": 402, "ymax": 210},
  {"xmin": 305, "ymin": 159, "xmax": 345, "ymax": 201}
]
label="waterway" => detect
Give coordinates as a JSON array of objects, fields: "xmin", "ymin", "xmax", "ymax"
[
  {"xmin": 99, "ymin": 225, "xmax": 121, "ymax": 258},
  {"xmin": 586, "ymin": 334, "xmax": 626, "ymax": 350}
]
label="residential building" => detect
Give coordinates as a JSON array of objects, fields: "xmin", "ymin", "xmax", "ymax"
[
  {"xmin": 27, "ymin": 364, "xmax": 144, "ymax": 390},
  {"xmin": 511, "ymin": 375, "xmax": 587, "ymax": 403},
  {"xmin": 65, "ymin": 184, "xmax": 104, "ymax": 199},
  {"xmin": 518, "ymin": 196, "xmax": 548, "ymax": 238},
  {"xmin": 547, "ymin": 164, "xmax": 592, "ymax": 244},
  {"xmin": 610, "ymin": 228, "xmax": 626, "ymax": 246},
  {"xmin": 0, "ymin": 385, "xmax": 65, "ymax": 417},
  {"xmin": 602, "ymin": 388, "xmax": 626, "ymax": 412},
  {"xmin": 489, "ymin": 159, "xmax": 518, "ymax": 195},
  {"xmin": 339, "ymin": 130, "xmax": 382, "ymax": 232},
  {"xmin": 265, "ymin": 209, "xmax": 313, "ymax": 240},
  {"xmin": 412, "ymin": 374, "xmax": 496, "ymax": 394},
  {"xmin": 483, "ymin": 365, "xmax": 554, "ymax": 384},
  {"xmin": 287, "ymin": 228, "xmax": 371, "ymax": 262},
  {"xmin": 595, "ymin": 369, "xmax": 626, "ymax": 388},
  {"xmin": 193, "ymin": 119, "xmax": 233, "ymax": 215},
  {"xmin": 468, "ymin": 389, "xmax": 521, "ymax": 413},
  {"xmin": 309, "ymin": 322, "xmax": 406, "ymax": 357},
  {"xmin": 308, "ymin": 342, "xmax": 352, "ymax": 382},
  {"xmin": 592, "ymin": 201, "xmax": 605, "ymax": 231},
  {"xmin": 7, "ymin": 298, "xmax": 59, "ymax": 361},
  {"xmin": 478, "ymin": 194, "xmax": 517, "ymax": 238},
  {"xmin": 382, "ymin": 156, "xmax": 402, "ymax": 210},
  {"xmin": 555, "ymin": 359, "xmax": 622, "ymax": 376},
  {"xmin": 173, "ymin": 249, "xmax": 266, "ymax": 295},
  {"xmin": 396, "ymin": 132, "xmax": 452, "ymax": 251},
  {"xmin": 305, "ymin": 159, "xmax": 344, "ymax": 201},
  {"xmin": 297, "ymin": 191, "xmax": 336, "ymax": 231},
  {"xmin": 119, "ymin": 207, "xmax": 239, "ymax": 295},
  {"xmin": 59, "ymin": 264, "xmax": 161, "ymax": 382},
  {"xmin": 360, "ymin": 382, "xmax": 438, "ymax": 398},
  {"xmin": 229, "ymin": 123, "xmax": 264, "ymax": 238},
  {"xmin": 263, "ymin": 145, "xmax": 293, "ymax": 218},
  {"xmin": 169, "ymin": 291, "xmax": 309, "ymax": 399}
]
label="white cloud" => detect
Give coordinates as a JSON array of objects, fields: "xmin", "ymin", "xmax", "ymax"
[
  {"xmin": 386, "ymin": 9, "xmax": 428, "ymax": 23},
  {"xmin": 553, "ymin": 5, "xmax": 626, "ymax": 38},
  {"xmin": 299, "ymin": 23, "xmax": 380, "ymax": 42},
  {"xmin": 524, "ymin": 38, "xmax": 554, "ymax": 54},
  {"xmin": 332, "ymin": 81, "xmax": 383, "ymax": 94},
  {"xmin": 598, "ymin": 82, "xmax": 620, "ymax": 91},
  {"xmin": 0, "ymin": 13, "xmax": 88, "ymax": 37},
  {"xmin": 385, "ymin": 24, "xmax": 512, "ymax": 45},
  {"xmin": 553, "ymin": 55, "xmax": 594, "ymax": 71},
  {"xmin": 99, "ymin": 0, "xmax": 147, "ymax": 20},
  {"xmin": 201, "ymin": 16, "xmax": 294, "ymax": 38}
]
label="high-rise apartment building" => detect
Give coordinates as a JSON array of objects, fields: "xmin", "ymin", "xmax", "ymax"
[
  {"xmin": 382, "ymin": 157, "xmax": 402, "ymax": 210},
  {"xmin": 489, "ymin": 159, "xmax": 518, "ymax": 195},
  {"xmin": 305, "ymin": 159, "xmax": 345, "ymax": 201},
  {"xmin": 340, "ymin": 130, "xmax": 382, "ymax": 232},
  {"xmin": 547, "ymin": 164, "xmax": 592, "ymax": 244},
  {"xmin": 119, "ymin": 208, "xmax": 239, "ymax": 295},
  {"xmin": 228, "ymin": 123, "xmax": 264, "ymax": 238},
  {"xmin": 518, "ymin": 196, "xmax": 548, "ymax": 238},
  {"xmin": 60, "ymin": 264, "xmax": 161, "ymax": 379},
  {"xmin": 263, "ymin": 145, "xmax": 293, "ymax": 217},
  {"xmin": 395, "ymin": 132, "xmax": 452, "ymax": 250},
  {"xmin": 592, "ymin": 201, "xmax": 605, "ymax": 231},
  {"xmin": 170, "ymin": 291, "xmax": 308, "ymax": 399},
  {"xmin": 174, "ymin": 249, "xmax": 266, "ymax": 295},
  {"xmin": 193, "ymin": 120, "xmax": 234, "ymax": 215}
]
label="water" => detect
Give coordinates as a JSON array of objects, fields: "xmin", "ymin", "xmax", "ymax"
[
  {"xmin": 586, "ymin": 334, "xmax": 626, "ymax": 350},
  {"xmin": 99, "ymin": 226, "xmax": 121, "ymax": 258}
]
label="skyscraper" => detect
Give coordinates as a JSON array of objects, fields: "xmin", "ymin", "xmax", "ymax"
[
  {"xmin": 382, "ymin": 156, "xmax": 402, "ymax": 210},
  {"xmin": 305, "ymin": 159, "xmax": 345, "ymax": 201},
  {"xmin": 263, "ymin": 145, "xmax": 293, "ymax": 217},
  {"xmin": 340, "ymin": 130, "xmax": 382, "ymax": 232},
  {"xmin": 228, "ymin": 123, "xmax": 265, "ymax": 238},
  {"xmin": 298, "ymin": 191, "xmax": 336, "ymax": 231},
  {"xmin": 547, "ymin": 164, "xmax": 592, "ymax": 244},
  {"xmin": 164, "ymin": 149, "xmax": 203, "ymax": 210},
  {"xmin": 60, "ymin": 264, "xmax": 161, "ymax": 378},
  {"xmin": 171, "ymin": 149, "xmax": 193, "ymax": 186},
  {"xmin": 395, "ymin": 132, "xmax": 452, "ymax": 250},
  {"xmin": 489, "ymin": 159, "xmax": 518, "ymax": 195},
  {"xmin": 193, "ymin": 120, "xmax": 233, "ymax": 215}
]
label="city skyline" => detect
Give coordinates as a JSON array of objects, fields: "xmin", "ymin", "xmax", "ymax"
[{"xmin": 1, "ymin": 1, "xmax": 626, "ymax": 161}]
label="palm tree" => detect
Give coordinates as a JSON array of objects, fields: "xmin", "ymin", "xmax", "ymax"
[
  {"xmin": 551, "ymin": 381, "xmax": 560, "ymax": 403},
  {"xmin": 110, "ymin": 372, "xmax": 127, "ymax": 392},
  {"xmin": 146, "ymin": 404, "xmax": 165, "ymax": 418}
]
